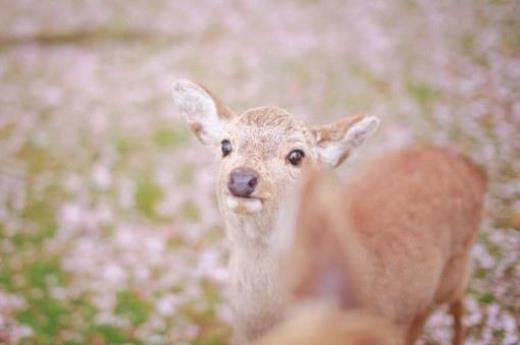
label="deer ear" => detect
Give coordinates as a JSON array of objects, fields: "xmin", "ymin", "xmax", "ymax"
[
  {"xmin": 172, "ymin": 80, "xmax": 234, "ymax": 146},
  {"xmin": 311, "ymin": 116, "xmax": 380, "ymax": 167}
]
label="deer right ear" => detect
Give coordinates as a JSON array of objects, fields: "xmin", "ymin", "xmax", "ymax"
[
  {"xmin": 172, "ymin": 80, "xmax": 234, "ymax": 146},
  {"xmin": 311, "ymin": 115, "xmax": 380, "ymax": 167}
]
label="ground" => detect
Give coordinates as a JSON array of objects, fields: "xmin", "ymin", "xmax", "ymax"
[{"xmin": 0, "ymin": 0, "xmax": 518, "ymax": 344}]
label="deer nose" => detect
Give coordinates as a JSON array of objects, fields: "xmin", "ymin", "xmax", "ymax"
[{"xmin": 228, "ymin": 167, "xmax": 259, "ymax": 198}]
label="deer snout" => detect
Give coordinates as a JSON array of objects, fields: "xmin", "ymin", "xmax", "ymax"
[{"xmin": 228, "ymin": 167, "xmax": 259, "ymax": 198}]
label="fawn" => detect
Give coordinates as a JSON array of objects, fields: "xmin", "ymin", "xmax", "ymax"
[{"xmin": 171, "ymin": 80, "xmax": 486, "ymax": 344}]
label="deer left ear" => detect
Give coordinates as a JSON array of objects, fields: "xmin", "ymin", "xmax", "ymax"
[
  {"xmin": 311, "ymin": 116, "xmax": 380, "ymax": 167},
  {"xmin": 172, "ymin": 79, "xmax": 234, "ymax": 146}
]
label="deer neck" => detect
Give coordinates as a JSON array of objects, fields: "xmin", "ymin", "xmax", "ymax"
[{"xmin": 224, "ymin": 211, "xmax": 274, "ymax": 252}]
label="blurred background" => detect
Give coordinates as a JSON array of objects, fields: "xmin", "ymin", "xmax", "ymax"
[{"xmin": 0, "ymin": 0, "xmax": 518, "ymax": 344}]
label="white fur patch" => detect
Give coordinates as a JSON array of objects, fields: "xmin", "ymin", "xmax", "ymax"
[
  {"xmin": 318, "ymin": 116, "xmax": 380, "ymax": 167},
  {"xmin": 344, "ymin": 116, "xmax": 380, "ymax": 147},
  {"xmin": 225, "ymin": 195, "xmax": 263, "ymax": 214},
  {"xmin": 171, "ymin": 79, "xmax": 225, "ymax": 145}
]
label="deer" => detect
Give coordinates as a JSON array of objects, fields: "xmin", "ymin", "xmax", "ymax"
[{"xmin": 171, "ymin": 79, "xmax": 486, "ymax": 344}]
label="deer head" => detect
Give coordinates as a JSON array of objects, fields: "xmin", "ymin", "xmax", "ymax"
[{"xmin": 172, "ymin": 80, "xmax": 379, "ymax": 238}]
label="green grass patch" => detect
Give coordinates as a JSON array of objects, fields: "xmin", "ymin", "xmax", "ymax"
[
  {"xmin": 116, "ymin": 136, "xmax": 139, "ymax": 156},
  {"xmin": 477, "ymin": 292, "xmax": 496, "ymax": 305},
  {"xmin": 177, "ymin": 164, "xmax": 195, "ymax": 186},
  {"xmin": 15, "ymin": 292, "xmax": 132, "ymax": 344},
  {"xmin": 17, "ymin": 296, "xmax": 66, "ymax": 340},
  {"xmin": 115, "ymin": 289, "xmax": 152, "ymax": 326},
  {"xmin": 17, "ymin": 140, "xmax": 61, "ymax": 175},
  {"xmin": 407, "ymin": 82, "xmax": 440, "ymax": 111},
  {"xmin": 25, "ymin": 258, "xmax": 65, "ymax": 290},
  {"xmin": 473, "ymin": 267, "xmax": 488, "ymax": 280},
  {"xmin": 135, "ymin": 176, "xmax": 163, "ymax": 218},
  {"xmin": 191, "ymin": 336, "xmax": 225, "ymax": 345},
  {"xmin": 153, "ymin": 126, "xmax": 188, "ymax": 149},
  {"xmin": 89, "ymin": 324, "xmax": 144, "ymax": 345},
  {"xmin": 18, "ymin": 198, "xmax": 57, "ymax": 247},
  {"xmin": 0, "ymin": 260, "xmax": 12, "ymax": 289},
  {"xmin": 182, "ymin": 201, "xmax": 201, "ymax": 222}
]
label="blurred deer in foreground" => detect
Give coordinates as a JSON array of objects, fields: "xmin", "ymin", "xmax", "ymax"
[
  {"xmin": 264, "ymin": 148, "xmax": 486, "ymax": 345},
  {"xmin": 171, "ymin": 80, "xmax": 486, "ymax": 344},
  {"xmin": 256, "ymin": 169, "xmax": 401, "ymax": 345}
]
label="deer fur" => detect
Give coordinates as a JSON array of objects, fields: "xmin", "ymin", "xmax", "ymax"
[
  {"xmin": 272, "ymin": 148, "xmax": 487, "ymax": 345},
  {"xmin": 255, "ymin": 302, "xmax": 399, "ymax": 345},
  {"xmin": 256, "ymin": 168, "xmax": 401, "ymax": 345},
  {"xmin": 172, "ymin": 80, "xmax": 379, "ymax": 343}
]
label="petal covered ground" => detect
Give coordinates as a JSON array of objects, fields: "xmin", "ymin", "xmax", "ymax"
[{"xmin": 0, "ymin": 0, "xmax": 519, "ymax": 344}]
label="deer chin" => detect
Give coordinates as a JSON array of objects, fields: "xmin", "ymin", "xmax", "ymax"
[{"xmin": 225, "ymin": 194, "xmax": 263, "ymax": 215}]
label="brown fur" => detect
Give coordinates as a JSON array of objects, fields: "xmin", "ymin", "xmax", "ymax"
[
  {"xmin": 278, "ymin": 146, "xmax": 486, "ymax": 345},
  {"xmin": 256, "ymin": 304, "xmax": 399, "ymax": 345}
]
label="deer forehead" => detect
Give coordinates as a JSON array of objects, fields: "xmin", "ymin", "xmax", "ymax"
[{"xmin": 228, "ymin": 106, "xmax": 315, "ymax": 153}]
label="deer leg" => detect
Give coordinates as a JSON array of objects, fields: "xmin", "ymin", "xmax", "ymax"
[
  {"xmin": 449, "ymin": 299, "xmax": 464, "ymax": 345},
  {"xmin": 405, "ymin": 311, "xmax": 430, "ymax": 345}
]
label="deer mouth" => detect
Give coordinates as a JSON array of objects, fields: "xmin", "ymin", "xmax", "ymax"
[{"xmin": 225, "ymin": 194, "xmax": 263, "ymax": 214}]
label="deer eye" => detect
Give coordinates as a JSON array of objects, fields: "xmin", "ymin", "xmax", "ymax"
[
  {"xmin": 287, "ymin": 149, "xmax": 305, "ymax": 166},
  {"xmin": 221, "ymin": 139, "xmax": 232, "ymax": 157}
]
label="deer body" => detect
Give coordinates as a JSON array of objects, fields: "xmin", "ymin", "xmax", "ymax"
[
  {"xmin": 274, "ymin": 147, "xmax": 486, "ymax": 345},
  {"xmin": 346, "ymin": 148, "xmax": 485, "ymax": 327}
]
